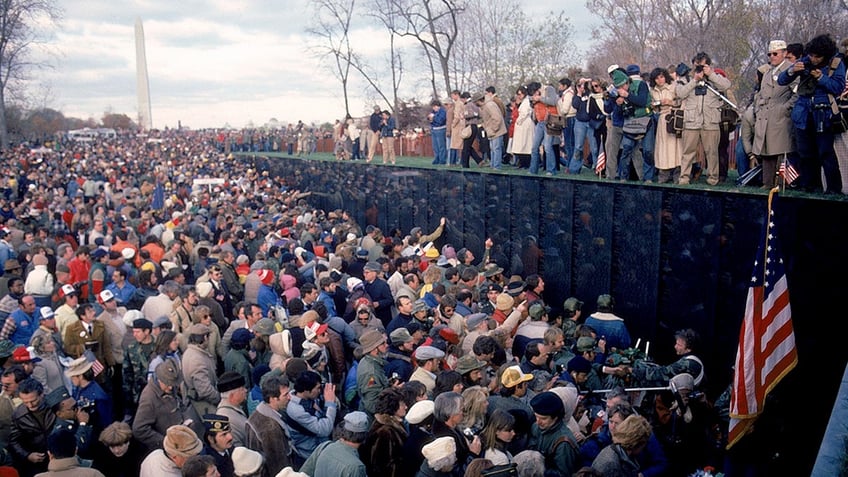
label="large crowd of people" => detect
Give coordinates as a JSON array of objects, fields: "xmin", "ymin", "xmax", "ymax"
[
  {"xmin": 0, "ymin": 36, "xmax": 842, "ymax": 477},
  {"xmin": 416, "ymin": 37, "xmax": 848, "ymax": 193}
]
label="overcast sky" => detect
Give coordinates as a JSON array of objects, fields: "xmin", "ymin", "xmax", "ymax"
[{"xmin": 34, "ymin": 1, "xmax": 596, "ymax": 129}]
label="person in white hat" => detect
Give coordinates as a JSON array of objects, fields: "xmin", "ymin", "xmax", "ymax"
[
  {"xmin": 752, "ymin": 39, "xmax": 796, "ymax": 189},
  {"xmin": 66, "ymin": 355, "xmax": 113, "ymax": 433},
  {"xmin": 54, "ymin": 283, "xmax": 79, "ymax": 338},
  {"xmin": 419, "ymin": 435, "xmax": 458, "ymax": 475},
  {"xmin": 97, "ymin": 288, "xmax": 129, "ymax": 414},
  {"xmin": 231, "ymin": 446, "xmax": 264, "ymax": 476}
]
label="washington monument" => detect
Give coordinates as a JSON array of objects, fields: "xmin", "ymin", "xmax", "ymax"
[{"xmin": 135, "ymin": 17, "xmax": 153, "ymax": 130}]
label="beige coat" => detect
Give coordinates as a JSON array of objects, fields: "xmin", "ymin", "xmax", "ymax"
[
  {"xmin": 652, "ymin": 82, "xmax": 682, "ymax": 170},
  {"xmin": 676, "ymin": 72, "xmax": 732, "ymax": 130},
  {"xmin": 753, "ymin": 60, "xmax": 796, "ymax": 156},
  {"xmin": 481, "ymin": 98, "xmax": 507, "ymax": 138},
  {"xmin": 511, "ymin": 97, "xmax": 535, "ymax": 154},
  {"xmin": 181, "ymin": 343, "xmax": 220, "ymax": 415},
  {"xmin": 35, "ymin": 457, "xmax": 105, "ymax": 477},
  {"xmin": 450, "ymin": 99, "xmax": 466, "ymax": 150}
]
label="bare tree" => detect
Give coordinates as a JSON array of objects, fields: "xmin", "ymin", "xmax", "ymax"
[
  {"xmin": 451, "ymin": 1, "xmax": 577, "ymax": 96},
  {"xmin": 587, "ymin": 0, "xmax": 659, "ymax": 66},
  {"xmin": 364, "ymin": 0, "xmax": 406, "ymax": 113},
  {"xmin": 0, "ymin": 0, "xmax": 60, "ymax": 149},
  {"xmin": 307, "ymin": 0, "xmax": 357, "ymax": 117},
  {"xmin": 585, "ymin": 0, "xmax": 847, "ymax": 117},
  {"xmin": 375, "ymin": 0, "xmax": 464, "ymax": 99}
]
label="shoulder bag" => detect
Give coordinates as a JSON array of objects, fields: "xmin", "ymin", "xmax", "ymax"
[
  {"xmin": 461, "ymin": 125, "xmax": 473, "ymax": 139},
  {"xmin": 666, "ymin": 109, "xmax": 684, "ymax": 137}
]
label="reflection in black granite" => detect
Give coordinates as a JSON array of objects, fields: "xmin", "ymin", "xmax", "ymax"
[
  {"xmin": 262, "ymin": 158, "xmax": 837, "ymax": 370},
  {"xmin": 258, "ymin": 154, "xmax": 848, "ymax": 476},
  {"xmin": 261, "ymin": 158, "xmax": 775, "ymax": 345}
]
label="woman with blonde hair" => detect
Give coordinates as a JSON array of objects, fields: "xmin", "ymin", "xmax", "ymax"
[
  {"xmin": 460, "ymin": 386, "xmax": 489, "ymax": 434},
  {"xmin": 93, "ymin": 421, "xmax": 145, "ymax": 476},
  {"xmin": 591, "ymin": 414, "xmax": 652, "ymax": 477},
  {"xmin": 192, "ymin": 305, "xmax": 223, "ymax": 361},
  {"xmin": 30, "ymin": 334, "xmax": 70, "ymax": 394}
]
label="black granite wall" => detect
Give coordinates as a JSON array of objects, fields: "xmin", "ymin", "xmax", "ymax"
[{"xmin": 259, "ymin": 155, "xmax": 848, "ymax": 474}]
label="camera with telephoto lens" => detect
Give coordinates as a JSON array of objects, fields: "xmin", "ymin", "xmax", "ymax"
[{"xmin": 693, "ymin": 64, "xmax": 704, "ymax": 74}]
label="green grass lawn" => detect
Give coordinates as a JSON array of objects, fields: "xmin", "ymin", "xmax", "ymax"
[{"xmin": 243, "ymin": 151, "xmax": 848, "ymax": 201}]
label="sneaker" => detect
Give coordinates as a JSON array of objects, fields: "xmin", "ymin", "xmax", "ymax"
[{"xmin": 545, "ymin": 172, "xmax": 553, "ymax": 176}]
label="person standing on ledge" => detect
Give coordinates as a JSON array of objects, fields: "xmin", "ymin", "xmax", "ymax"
[
  {"xmin": 429, "ymin": 100, "xmax": 448, "ymax": 165},
  {"xmin": 367, "ymin": 105, "xmax": 382, "ymax": 163}
]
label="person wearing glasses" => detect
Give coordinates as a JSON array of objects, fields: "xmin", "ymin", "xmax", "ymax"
[
  {"xmin": 750, "ymin": 40, "xmax": 797, "ymax": 189},
  {"xmin": 207, "ymin": 265, "xmax": 233, "ymax": 318},
  {"xmin": 350, "ymin": 303, "xmax": 385, "ymax": 340}
]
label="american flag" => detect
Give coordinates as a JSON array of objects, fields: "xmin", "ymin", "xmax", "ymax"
[
  {"xmin": 83, "ymin": 350, "xmax": 105, "ymax": 377},
  {"xmin": 595, "ymin": 149, "xmax": 606, "ymax": 176},
  {"xmin": 779, "ymin": 160, "xmax": 799, "ymax": 185},
  {"xmin": 727, "ymin": 190, "xmax": 797, "ymax": 449}
]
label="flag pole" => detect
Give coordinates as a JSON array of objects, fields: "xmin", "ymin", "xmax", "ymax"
[
  {"xmin": 780, "ymin": 153, "xmax": 786, "ymax": 193},
  {"xmin": 763, "ymin": 187, "xmax": 776, "ymax": 284}
]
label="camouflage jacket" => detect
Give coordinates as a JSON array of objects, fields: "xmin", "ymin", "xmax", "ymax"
[{"xmin": 123, "ymin": 340, "xmax": 156, "ymax": 406}]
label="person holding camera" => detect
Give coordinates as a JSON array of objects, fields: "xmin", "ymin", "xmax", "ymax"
[
  {"xmin": 66, "ymin": 356, "xmax": 113, "ymax": 438},
  {"xmin": 675, "ymin": 52, "xmax": 732, "ymax": 185},
  {"xmin": 284, "ymin": 370, "xmax": 337, "ymax": 467},
  {"xmin": 568, "ymin": 78, "xmax": 606, "ymax": 175},
  {"xmin": 778, "ymin": 34, "xmax": 846, "ymax": 194},
  {"xmin": 611, "ymin": 69, "xmax": 653, "ymax": 182}
]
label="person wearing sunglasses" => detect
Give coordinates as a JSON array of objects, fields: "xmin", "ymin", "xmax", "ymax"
[{"xmin": 750, "ymin": 40, "xmax": 797, "ymax": 189}]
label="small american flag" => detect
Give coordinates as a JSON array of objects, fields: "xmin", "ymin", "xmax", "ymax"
[
  {"xmin": 83, "ymin": 350, "xmax": 105, "ymax": 377},
  {"xmin": 595, "ymin": 149, "xmax": 606, "ymax": 176},
  {"xmin": 779, "ymin": 161, "xmax": 798, "ymax": 185}
]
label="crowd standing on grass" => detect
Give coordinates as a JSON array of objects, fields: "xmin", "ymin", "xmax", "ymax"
[
  {"xmin": 410, "ymin": 36, "xmax": 848, "ymax": 193},
  {"xmin": 0, "ymin": 38, "xmax": 841, "ymax": 477}
]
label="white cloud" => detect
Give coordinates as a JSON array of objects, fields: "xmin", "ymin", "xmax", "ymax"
[{"xmin": 28, "ymin": 0, "xmax": 596, "ymax": 129}]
